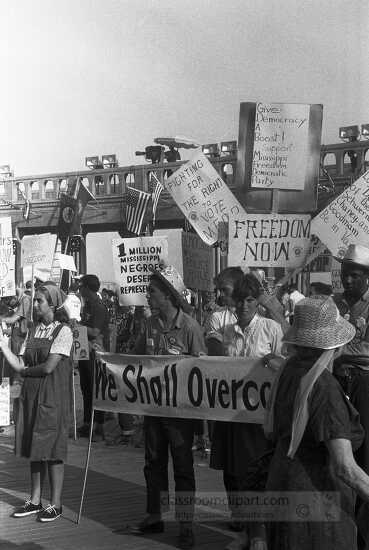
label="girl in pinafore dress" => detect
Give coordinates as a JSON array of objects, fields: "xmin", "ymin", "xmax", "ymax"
[{"xmin": 0, "ymin": 283, "xmax": 73, "ymax": 522}]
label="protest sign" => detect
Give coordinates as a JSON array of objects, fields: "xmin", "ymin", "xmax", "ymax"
[
  {"xmin": 93, "ymin": 352, "xmax": 276, "ymax": 424},
  {"xmin": 331, "ymin": 258, "xmax": 343, "ymax": 293},
  {"xmin": 182, "ymin": 232, "xmax": 214, "ymax": 291},
  {"xmin": 0, "ymin": 217, "xmax": 15, "ymax": 297},
  {"xmin": 228, "ymin": 212, "xmax": 311, "ymax": 268},
  {"xmin": 112, "ymin": 236, "xmax": 169, "ymax": 306},
  {"xmin": 165, "ymin": 152, "xmax": 246, "ymax": 245},
  {"xmin": 0, "ymin": 378, "xmax": 10, "ymax": 426},
  {"xmin": 72, "ymin": 324, "xmax": 89, "ymax": 361},
  {"xmin": 21, "ymin": 233, "xmax": 57, "ymax": 281},
  {"xmin": 251, "ymin": 102, "xmax": 310, "ymax": 190},
  {"xmin": 311, "ymin": 170, "xmax": 369, "ymax": 258}
]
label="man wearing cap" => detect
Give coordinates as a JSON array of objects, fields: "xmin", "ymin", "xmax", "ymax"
[
  {"xmin": 334, "ymin": 244, "xmax": 369, "ymax": 547},
  {"xmin": 132, "ymin": 265, "xmax": 206, "ymax": 550}
]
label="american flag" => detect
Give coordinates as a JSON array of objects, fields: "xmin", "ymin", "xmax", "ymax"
[
  {"xmin": 150, "ymin": 172, "xmax": 164, "ymax": 222},
  {"xmin": 126, "ymin": 186, "xmax": 151, "ymax": 234}
]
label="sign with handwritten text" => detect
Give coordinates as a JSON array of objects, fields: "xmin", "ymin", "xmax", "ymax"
[
  {"xmin": 251, "ymin": 102, "xmax": 310, "ymax": 190},
  {"xmin": 311, "ymin": 170, "xmax": 369, "ymax": 258},
  {"xmin": 21, "ymin": 233, "xmax": 57, "ymax": 281},
  {"xmin": 228, "ymin": 213, "xmax": 311, "ymax": 268},
  {"xmin": 0, "ymin": 217, "xmax": 15, "ymax": 297},
  {"xmin": 165, "ymin": 152, "xmax": 246, "ymax": 245},
  {"xmin": 182, "ymin": 232, "xmax": 214, "ymax": 291}
]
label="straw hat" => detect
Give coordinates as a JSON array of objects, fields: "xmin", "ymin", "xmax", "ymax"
[
  {"xmin": 283, "ymin": 296, "xmax": 355, "ymax": 349},
  {"xmin": 150, "ymin": 265, "xmax": 192, "ymax": 314},
  {"xmin": 335, "ymin": 244, "xmax": 369, "ymax": 269}
]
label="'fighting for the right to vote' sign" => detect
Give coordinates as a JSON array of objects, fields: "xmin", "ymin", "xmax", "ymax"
[
  {"xmin": 165, "ymin": 152, "xmax": 246, "ymax": 246},
  {"xmin": 311, "ymin": 170, "xmax": 369, "ymax": 258},
  {"xmin": 228, "ymin": 212, "xmax": 312, "ymax": 268}
]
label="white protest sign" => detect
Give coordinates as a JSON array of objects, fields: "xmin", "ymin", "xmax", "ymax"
[
  {"xmin": 165, "ymin": 152, "xmax": 246, "ymax": 245},
  {"xmin": 182, "ymin": 232, "xmax": 214, "ymax": 291},
  {"xmin": 0, "ymin": 217, "xmax": 15, "ymax": 297},
  {"xmin": 251, "ymin": 102, "xmax": 310, "ymax": 190},
  {"xmin": 229, "ymin": 213, "xmax": 311, "ymax": 268},
  {"xmin": 0, "ymin": 378, "xmax": 10, "ymax": 426},
  {"xmin": 94, "ymin": 353, "xmax": 276, "ymax": 424},
  {"xmin": 311, "ymin": 170, "xmax": 369, "ymax": 258},
  {"xmin": 54, "ymin": 253, "xmax": 77, "ymax": 272},
  {"xmin": 331, "ymin": 258, "xmax": 343, "ymax": 293},
  {"xmin": 112, "ymin": 236, "xmax": 169, "ymax": 306},
  {"xmin": 21, "ymin": 233, "xmax": 57, "ymax": 281},
  {"xmin": 72, "ymin": 324, "xmax": 89, "ymax": 361}
]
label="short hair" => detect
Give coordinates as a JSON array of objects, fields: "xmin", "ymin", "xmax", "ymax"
[
  {"xmin": 80, "ymin": 274, "xmax": 100, "ymax": 293},
  {"xmin": 233, "ymin": 273, "xmax": 262, "ymax": 301},
  {"xmin": 214, "ymin": 267, "xmax": 244, "ymax": 287}
]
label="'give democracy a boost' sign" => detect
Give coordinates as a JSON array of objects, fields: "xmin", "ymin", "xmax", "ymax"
[
  {"xmin": 93, "ymin": 352, "xmax": 276, "ymax": 424},
  {"xmin": 165, "ymin": 152, "xmax": 246, "ymax": 246}
]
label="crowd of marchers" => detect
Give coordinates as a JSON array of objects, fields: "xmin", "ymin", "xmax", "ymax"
[{"xmin": 1, "ymin": 244, "xmax": 369, "ymax": 550}]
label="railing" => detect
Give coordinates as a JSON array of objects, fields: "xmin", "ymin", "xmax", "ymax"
[{"xmin": 0, "ymin": 155, "xmax": 237, "ymax": 206}]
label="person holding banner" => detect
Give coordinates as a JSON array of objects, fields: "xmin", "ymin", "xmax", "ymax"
[
  {"xmin": 77, "ymin": 274, "xmax": 109, "ymax": 441},
  {"xmin": 0, "ymin": 283, "xmax": 73, "ymax": 522},
  {"xmin": 132, "ymin": 265, "xmax": 206, "ymax": 550},
  {"xmin": 209, "ymin": 273, "xmax": 284, "ymax": 550},
  {"xmin": 264, "ymin": 296, "xmax": 369, "ymax": 550}
]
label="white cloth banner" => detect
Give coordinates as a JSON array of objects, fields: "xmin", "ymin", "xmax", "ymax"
[
  {"xmin": 251, "ymin": 102, "xmax": 310, "ymax": 190},
  {"xmin": 112, "ymin": 236, "xmax": 169, "ymax": 306},
  {"xmin": 0, "ymin": 217, "xmax": 15, "ymax": 297},
  {"xmin": 94, "ymin": 352, "xmax": 276, "ymax": 424},
  {"xmin": 165, "ymin": 152, "xmax": 246, "ymax": 245},
  {"xmin": 311, "ymin": 170, "xmax": 369, "ymax": 258},
  {"xmin": 228, "ymin": 212, "xmax": 311, "ymax": 268}
]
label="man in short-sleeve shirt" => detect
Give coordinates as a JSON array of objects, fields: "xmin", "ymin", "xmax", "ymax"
[
  {"xmin": 132, "ymin": 266, "xmax": 205, "ymax": 550},
  {"xmin": 77, "ymin": 274, "xmax": 109, "ymax": 439}
]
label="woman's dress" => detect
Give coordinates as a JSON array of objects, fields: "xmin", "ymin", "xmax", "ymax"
[
  {"xmin": 15, "ymin": 321, "xmax": 73, "ymax": 461},
  {"xmin": 266, "ymin": 357, "xmax": 364, "ymax": 550}
]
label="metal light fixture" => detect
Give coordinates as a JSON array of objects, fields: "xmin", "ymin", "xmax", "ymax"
[
  {"xmin": 361, "ymin": 124, "xmax": 369, "ymax": 139},
  {"xmin": 85, "ymin": 156, "xmax": 103, "ymax": 169},
  {"xmin": 135, "ymin": 145, "xmax": 164, "ymax": 164},
  {"xmin": 202, "ymin": 143, "xmax": 220, "ymax": 157},
  {"xmin": 339, "ymin": 125, "xmax": 360, "ymax": 142},
  {"xmin": 220, "ymin": 141, "xmax": 237, "ymax": 155},
  {"xmin": 0, "ymin": 165, "xmax": 13, "ymax": 179},
  {"xmin": 102, "ymin": 154, "xmax": 118, "ymax": 168}
]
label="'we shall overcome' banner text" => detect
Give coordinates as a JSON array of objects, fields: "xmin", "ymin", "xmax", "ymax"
[{"xmin": 94, "ymin": 353, "xmax": 276, "ymax": 424}]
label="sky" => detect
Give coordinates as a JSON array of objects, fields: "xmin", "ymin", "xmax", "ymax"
[{"xmin": 2, "ymin": 0, "xmax": 369, "ymax": 177}]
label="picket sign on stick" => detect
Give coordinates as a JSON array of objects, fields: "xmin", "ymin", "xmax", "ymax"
[{"xmin": 164, "ymin": 152, "xmax": 246, "ymax": 246}]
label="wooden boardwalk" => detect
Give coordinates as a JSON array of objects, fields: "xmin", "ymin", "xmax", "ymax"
[{"xmin": 0, "ymin": 381, "xmax": 234, "ymax": 550}]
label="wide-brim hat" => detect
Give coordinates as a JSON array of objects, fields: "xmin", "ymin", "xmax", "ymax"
[
  {"xmin": 334, "ymin": 244, "xmax": 369, "ymax": 269},
  {"xmin": 283, "ymin": 296, "xmax": 355, "ymax": 350},
  {"xmin": 150, "ymin": 265, "xmax": 192, "ymax": 314}
]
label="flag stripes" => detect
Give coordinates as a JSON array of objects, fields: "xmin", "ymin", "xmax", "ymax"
[
  {"xmin": 126, "ymin": 186, "xmax": 151, "ymax": 234},
  {"xmin": 150, "ymin": 172, "xmax": 164, "ymax": 221}
]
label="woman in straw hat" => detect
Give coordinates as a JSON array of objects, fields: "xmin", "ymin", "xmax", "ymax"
[{"xmin": 264, "ymin": 296, "xmax": 369, "ymax": 550}]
